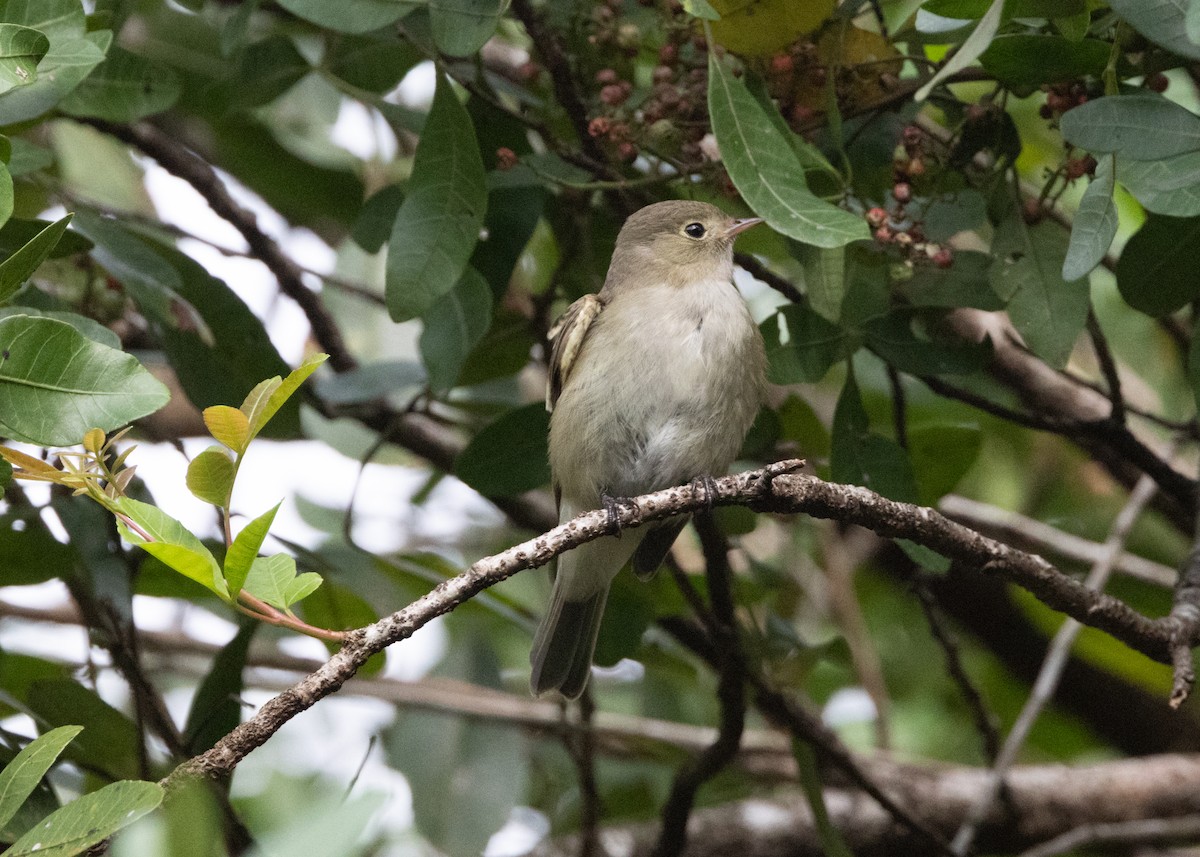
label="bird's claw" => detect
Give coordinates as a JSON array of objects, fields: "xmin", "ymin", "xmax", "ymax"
[
  {"xmin": 600, "ymin": 492, "xmax": 630, "ymax": 536},
  {"xmin": 690, "ymin": 474, "xmax": 720, "ymax": 511}
]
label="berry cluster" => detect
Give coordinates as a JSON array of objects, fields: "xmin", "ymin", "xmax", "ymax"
[
  {"xmin": 1038, "ymin": 80, "xmax": 1091, "ymax": 120},
  {"xmin": 761, "ymin": 40, "xmax": 824, "ymax": 130},
  {"xmin": 584, "ymin": 2, "xmax": 713, "ymax": 166},
  {"xmin": 867, "ymin": 124, "xmax": 952, "ymax": 269}
]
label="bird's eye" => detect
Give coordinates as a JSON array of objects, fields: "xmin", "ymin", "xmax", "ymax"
[{"xmin": 684, "ymin": 222, "xmax": 706, "ymax": 239}]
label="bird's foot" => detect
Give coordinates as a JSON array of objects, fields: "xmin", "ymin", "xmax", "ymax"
[
  {"xmin": 600, "ymin": 492, "xmax": 634, "ymax": 536},
  {"xmin": 690, "ymin": 474, "xmax": 720, "ymax": 511}
]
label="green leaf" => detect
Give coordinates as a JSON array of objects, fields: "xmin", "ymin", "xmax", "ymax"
[
  {"xmin": 419, "ymin": 267, "xmax": 493, "ymax": 393},
  {"xmin": 225, "ymin": 502, "xmax": 281, "ymax": 597},
  {"xmin": 1190, "ymin": 0, "xmax": 1200, "ymax": 46},
  {"xmin": 0, "ymin": 217, "xmax": 87, "ymax": 260},
  {"xmin": 240, "ymin": 353, "xmax": 327, "ymax": 441},
  {"xmin": 385, "ymin": 634, "xmax": 526, "ymax": 857},
  {"xmin": 3, "ymin": 780, "xmax": 162, "ymax": 857},
  {"xmin": 327, "ymin": 34, "xmax": 421, "ymax": 93},
  {"xmin": 864, "ymin": 313, "xmax": 991, "ymax": 376},
  {"xmin": 1063, "ymin": 154, "xmax": 1117, "ymax": 281},
  {"xmin": 386, "ymin": 71, "xmax": 487, "ymax": 321},
  {"xmin": 761, "ymin": 304, "xmax": 853, "ymax": 384},
  {"xmin": 1060, "ymin": 93, "xmax": 1200, "ymax": 161},
  {"xmin": 115, "ymin": 497, "xmax": 228, "ymax": 601},
  {"xmin": 0, "ymin": 214, "xmax": 71, "ymax": 305},
  {"xmin": 796, "ymin": 243, "xmax": 845, "ymax": 321},
  {"xmin": 185, "ymin": 446, "xmax": 236, "ymax": 508},
  {"xmin": 351, "ymin": 184, "xmax": 403, "ymax": 253},
  {"xmin": 792, "ymin": 739, "xmax": 854, "ymax": 857},
  {"xmin": 455, "ymin": 403, "xmax": 550, "ymax": 497},
  {"xmin": 0, "ymin": 315, "xmax": 169, "ymax": 446},
  {"xmin": 0, "ymin": 0, "xmax": 109, "ymax": 125},
  {"xmin": 1109, "ymin": 0, "xmax": 1200, "ymax": 61},
  {"xmin": 0, "ymin": 25, "xmax": 48, "ymax": 95},
  {"xmin": 0, "ymin": 308, "xmax": 116, "ymax": 348},
  {"xmin": 908, "ymin": 423, "xmax": 981, "ymax": 505},
  {"xmin": 1117, "ymin": 151, "xmax": 1200, "ymax": 217},
  {"xmin": 58, "ymin": 46, "xmax": 179, "ymax": 121},
  {"xmin": 183, "ymin": 623, "xmax": 254, "ymax": 754},
  {"xmin": 24, "ymin": 681, "xmax": 140, "ymax": 781},
  {"xmin": 990, "ymin": 217, "xmax": 1088, "ymax": 367},
  {"xmin": 915, "ymin": 0, "xmax": 1005, "ymax": 101},
  {"xmin": 979, "ymin": 35, "xmax": 1109, "ymax": 90},
  {"xmin": 1188, "ymin": 324, "xmax": 1200, "ymax": 413},
  {"xmin": 707, "ymin": 51, "xmax": 867, "ymax": 249},
  {"xmin": 1115, "ymin": 214, "xmax": 1200, "ymax": 317},
  {"xmin": 312, "ymin": 359, "xmax": 426, "ymax": 406},
  {"xmin": 898, "ymin": 251, "xmax": 1003, "ymax": 310},
  {"xmin": 430, "ymin": 0, "xmax": 504, "ymax": 57},
  {"xmin": 231, "ymin": 35, "xmax": 309, "ymax": 108},
  {"xmin": 0, "ymin": 726, "xmax": 81, "ymax": 834},
  {"xmin": 275, "ymin": 0, "xmax": 419, "ymax": 33},
  {"xmin": 243, "ymin": 554, "xmax": 321, "ymax": 610},
  {"xmin": 830, "ymin": 369, "xmax": 918, "ymax": 503},
  {"xmin": 682, "ymin": 0, "xmax": 720, "ymax": 19},
  {"xmin": 220, "ymin": 0, "xmax": 258, "ymax": 57}
]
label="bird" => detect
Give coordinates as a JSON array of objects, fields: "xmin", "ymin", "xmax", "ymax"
[{"xmin": 530, "ymin": 199, "xmax": 768, "ymax": 699}]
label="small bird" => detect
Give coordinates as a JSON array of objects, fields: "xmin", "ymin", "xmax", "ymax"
[{"xmin": 531, "ymin": 200, "xmax": 768, "ymax": 699}]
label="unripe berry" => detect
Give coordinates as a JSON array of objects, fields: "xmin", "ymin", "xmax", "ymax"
[
  {"xmin": 588, "ymin": 116, "xmax": 611, "ymax": 137},
  {"xmin": 874, "ymin": 226, "xmax": 893, "ymax": 243},
  {"xmin": 600, "ymin": 84, "xmax": 628, "ymax": 105},
  {"xmin": 866, "ymin": 207, "xmax": 888, "ymax": 228},
  {"xmin": 595, "ymin": 68, "xmax": 619, "ymax": 85},
  {"xmin": 893, "ymin": 182, "xmax": 912, "ymax": 203},
  {"xmin": 1147, "ymin": 72, "xmax": 1169, "ymax": 93},
  {"xmin": 770, "ymin": 54, "xmax": 794, "ymax": 76},
  {"xmin": 495, "ymin": 147, "xmax": 518, "ymax": 171},
  {"xmin": 933, "ymin": 247, "xmax": 953, "ymax": 268}
]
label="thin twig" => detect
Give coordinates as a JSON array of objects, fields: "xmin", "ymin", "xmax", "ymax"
[
  {"xmin": 652, "ymin": 515, "xmax": 747, "ymax": 857},
  {"xmin": 1085, "ymin": 310, "xmax": 1125, "ymax": 424},
  {"xmin": 949, "ymin": 471, "xmax": 1160, "ymax": 856},
  {"xmin": 573, "ymin": 690, "xmax": 601, "ymax": 857},
  {"xmin": 1017, "ymin": 814, "xmax": 1200, "ymax": 857},
  {"xmin": 913, "ymin": 576, "xmax": 1001, "ymax": 764}
]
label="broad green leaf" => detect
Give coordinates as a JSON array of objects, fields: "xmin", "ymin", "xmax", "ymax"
[
  {"xmin": 220, "ymin": 0, "xmax": 258, "ymax": 56},
  {"xmin": 979, "ymin": 35, "xmax": 1108, "ymax": 90},
  {"xmin": 430, "ymin": 0, "xmax": 504, "ymax": 57},
  {"xmin": 908, "ymin": 423, "xmax": 982, "ymax": 505},
  {"xmin": 864, "ymin": 313, "xmax": 990, "ymax": 375},
  {"xmin": 797, "ymin": 243, "xmax": 845, "ymax": 321},
  {"xmin": 231, "ymin": 35, "xmax": 309, "ymax": 108},
  {"xmin": 0, "ymin": 28, "xmax": 109, "ymax": 126},
  {"xmin": 183, "ymin": 623, "xmax": 254, "ymax": 754},
  {"xmin": 1109, "ymin": 0, "xmax": 1200, "ymax": 60},
  {"xmin": 58, "ymin": 46, "xmax": 179, "ymax": 121},
  {"xmin": 327, "ymin": 34, "xmax": 421, "ymax": 94},
  {"xmin": 915, "ymin": 0, "xmax": 1005, "ymax": 101},
  {"xmin": 386, "ymin": 71, "xmax": 487, "ymax": 320},
  {"xmin": 185, "ymin": 447, "xmax": 235, "ymax": 508},
  {"xmin": 203, "ymin": 404, "xmax": 250, "ymax": 453},
  {"xmin": 385, "ymin": 635, "xmax": 526, "ymax": 857},
  {"xmin": 1063, "ymin": 154, "xmax": 1117, "ymax": 281},
  {"xmin": 1189, "ymin": 325, "xmax": 1200, "ymax": 413},
  {"xmin": 225, "ymin": 502, "xmax": 281, "ymax": 597},
  {"xmin": 897, "ymin": 251, "xmax": 1003, "ymax": 310},
  {"xmin": 0, "ymin": 25, "xmax": 48, "ymax": 95},
  {"xmin": 455, "ymin": 403, "xmax": 550, "ymax": 497},
  {"xmin": 1190, "ymin": 0, "xmax": 1200, "ymax": 46},
  {"xmin": 312, "ymin": 359, "xmax": 426, "ymax": 406},
  {"xmin": 0, "ymin": 308, "xmax": 117, "ymax": 348},
  {"xmin": 4, "ymin": 780, "xmax": 162, "ymax": 857},
  {"xmin": 0, "ymin": 165, "xmax": 14, "ymax": 247},
  {"xmin": 707, "ymin": 51, "xmax": 866, "ymax": 249},
  {"xmin": 240, "ymin": 353, "xmax": 327, "ymax": 440},
  {"xmin": 1060, "ymin": 93, "xmax": 1200, "ymax": 161},
  {"xmin": 990, "ymin": 217, "xmax": 1088, "ymax": 367},
  {"xmin": 830, "ymin": 369, "xmax": 919, "ymax": 503},
  {"xmin": 419, "ymin": 267, "xmax": 493, "ymax": 393},
  {"xmin": 115, "ymin": 497, "xmax": 228, "ymax": 601},
  {"xmin": 276, "ymin": 0, "xmax": 419, "ymax": 33},
  {"xmin": 243, "ymin": 554, "xmax": 321, "ymax": 610},
  {"xmin": 0, "ymin": 455, "xmax": 8, "ymax": 489},
  {"xmin": 0, "ymin": 217, "xmax": 86, "ymax": 259},
  {"xmin": 923, "ymin": 0, "xmax": 1085, "ymax": 14},
  {"xmin": 0, "ymin": 726, "xmax": 81, "ymax": 834},
  {"xmin": 1118, "ymin": 151, "xmax": 1200, "ymax": 217},
  {"xmin": 351, "ymin": 184, "xmax": 403, "ymax": 253},
  {"xmin": 760, "ymin": 304, "xmax": 854, "ymax": 384},
  {"xmin": 0, "ymin": 214, "xmax": 71, "ymax": 305},
  {"xmin": 0, "ymin": 315, "xmax": 168, "ymax": 446},
  {"xmin": 24, "ymin": 681, "xmax": 140, "ymax": 781},
  {"xmin": 1115, "ymin": 214, "xmax": 1200, "ymax": 316}
]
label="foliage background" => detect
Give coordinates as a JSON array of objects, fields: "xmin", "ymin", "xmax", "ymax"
[{"xmin": 1, "ymin": 0, "xmax": 1200, "ymax": 855}]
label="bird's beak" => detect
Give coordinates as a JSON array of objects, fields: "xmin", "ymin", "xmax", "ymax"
[{"xmin": 724, "ymin": 217, "xmax": 764, "ymax": 239}]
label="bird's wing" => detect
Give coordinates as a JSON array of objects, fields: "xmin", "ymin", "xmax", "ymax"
[{"xmin": 546, "ymin": 293, "xmax": 604, "ymax": 411}]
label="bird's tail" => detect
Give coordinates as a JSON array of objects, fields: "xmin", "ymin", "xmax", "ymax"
[{"xmin": 530, "ymin": 511, "xmax": 645, "ymax": 699}]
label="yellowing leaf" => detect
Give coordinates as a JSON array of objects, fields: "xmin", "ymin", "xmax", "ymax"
[
  {"xmin": 186, "ymin": 446, "xmax": 235, "ymax": 507},
  {"xmin": 240, "ymin": 353, "xmax": 327, "ymax": 440},
  {"xmin": 203, "ymin": 404, "xmax": 250, "ymax": 453},
  {"xmin": 709, "ymin": 0, "xmax": 833, "ymax": 56}
]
